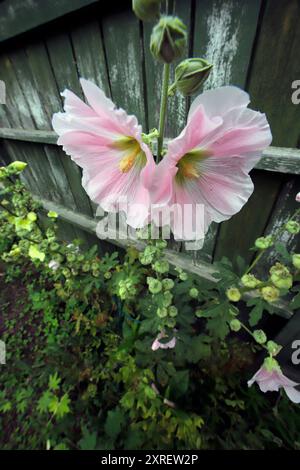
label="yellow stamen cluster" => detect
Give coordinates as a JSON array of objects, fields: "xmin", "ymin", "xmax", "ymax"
[
  {"xmin": 175, "ymin": 148, "xmax": 210, "ymax": 184},
  {"xmin": 111, "ymin": 136, "xmax": 146, "ymax": 174}
]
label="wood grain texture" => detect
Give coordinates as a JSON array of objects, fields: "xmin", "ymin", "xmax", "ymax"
[
  {"xmin": 248, "ymin": 0, "xmax": 300, "ymax": 148},
  {"xmin": 101, "ymin": 8, "xmax": 147, "ymax": 128},
  {"xmin": 0, "ymin": 0, "xmax": 98, "ymax": 42}
]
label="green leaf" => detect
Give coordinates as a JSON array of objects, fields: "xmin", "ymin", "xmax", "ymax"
[
  {"xmin": 49, "ymin": 372, "xmax": 61, "ymax": 391},
  {"xmin": 104, "ymin": 407, "xmax": 126, "ymax": 440},
  {"xmin": 49, "ymin": 394, "xmax": 71, "ymax": 419},
  {"xmin": 37, "ymin": 390, "xmax": 53, "ymax": 414},
  {"xmin": 291, "ymin": 292, "xmax": 300, "ymax": 310},
  {"xmin": 79, "ymin": 427, "xmax": 98, "ymax": 450},
  {"xmin": 169, "ymin": 370, "xmax": 189, "ymax": 398},
  {"xmin": 249, "ymin": 300, "xmax": 264, "ymax": 327}
]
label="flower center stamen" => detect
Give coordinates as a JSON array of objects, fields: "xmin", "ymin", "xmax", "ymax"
[
  {"xmin": 175, "ymin": 148, "xmax": 210, "ymax": 184},
  {"xmin": 112, "ymin": 136, "xmax": 147, "ymax": 174}
]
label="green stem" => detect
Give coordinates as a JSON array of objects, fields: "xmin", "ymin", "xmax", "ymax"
[
  {"xmin": 244, "ymin": 250, "xmax": 265, "ymax": 275},
  {"xmin": 157, "ymin": 63, "xmax": 170, "ymax": 163}
]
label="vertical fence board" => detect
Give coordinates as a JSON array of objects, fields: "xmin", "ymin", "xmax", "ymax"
[
  {"xmin": 101, "ymin": 9, "xmax": 146, "ymax": 128},
  {"xmin": 188, "ymin": 0, "xmax": 262, "ymax": 262}
]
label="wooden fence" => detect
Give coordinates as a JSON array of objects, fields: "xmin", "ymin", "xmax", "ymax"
[{"xmin": 0, "ymin": 0, "xmax": 299, "ymax": 280}]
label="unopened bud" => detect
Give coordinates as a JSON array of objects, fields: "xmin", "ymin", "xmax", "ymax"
[
  {"xmin": 261, "ymin": 285, "xmax": 279, "ymax": 303},
  {"xmin": 173, "ymin": 58, "xmax": 212, "ymax": 96},
  {"xmin": 132, "ymin": 0, "xmax": 160, "ymax": 22},
  {"xmin": 285, "ymin": 220, "xmax": 300, "ymax": 235},
  {"xmin": 230, "ymin": 319, "xmax": 241, "ymax": 332},
  {"xmin": 255, "ymin": 235, "xmax": 273, "ymax": 250},
  {"xmin": 253, "ymin": 329, "xmax": 267, "ymax": 345},
  {"xmin": 292, "ymin": 254, "xmax": 300, "ymax": 270},
  {"xmin": 226, "ymin": 287, "xmax": 241, "ymax": 302},
  {"xmin": 150, "ymin": 16, "xmax": 187, "ymax": 64},
  {"xmin": 7, "ymin": 161, "xmax": 27, "ymax": 173}
]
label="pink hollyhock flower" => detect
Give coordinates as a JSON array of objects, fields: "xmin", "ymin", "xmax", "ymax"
[
  {"xmin": 296, "ymin": 192, "xmax": 300, "ymax": 203},
  {"xmin": 144, "ymin": 86, "xmax": 272, "ymax": 242},
  {"xmin": 151, "ymin": 330, "xmax": 176, "ymax": 351},
  {"xmin": 248, "ymin": 357, "xmax": 300, "ymax": 403},
  {"xmin": 52, "ymin": 79, "xmax": 155, "ymax": 228}
]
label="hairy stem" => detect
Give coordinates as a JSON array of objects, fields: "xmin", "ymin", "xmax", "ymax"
[{"xmin": 157, "ymin": 63, "xmax": 170, "ymax": 162}]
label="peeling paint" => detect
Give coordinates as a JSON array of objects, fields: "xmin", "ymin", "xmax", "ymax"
[{"xmin": 203, "ymin": 0, "xmax": 239, "ymax": 89}]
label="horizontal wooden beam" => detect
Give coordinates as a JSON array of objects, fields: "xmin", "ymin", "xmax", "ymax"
[
  {"xmin": 0, "ymin": 0, "xmax": 99, "ymax": 43},
  {"xmin": 1, "ymin": 127, "xmax": 300, "ymax": 175},
  {"xmin": 0, "ymin": 128, "xmax": 58, "ymax": 145},
  {"xmin": 35, "ymin": 196, "xmax": 293, "ymax": 319}
]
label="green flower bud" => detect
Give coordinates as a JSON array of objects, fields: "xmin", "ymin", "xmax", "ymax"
[
  {"xmin": 267, "ymin": 340, "xmax": 282, "ymax": 356},
  {"xmin": 27, "ymin": 212, "xmax": 37, "ymax": 222},
  {"xmin": 292, "ymin": 254, "xmax": 300, "ymax": 270},
  {"xmin": 163, "ymin": 291, "xmax": 173, "ymax": 307},
  {"xmin": 270, "ymin": 263, "xmax": 293, "ymax": 290},
  {"xmin": 7, "ymin": 161, "xmax": 27, "ymax": 173},
  {"xmin": 253, "ymin": 329, "xmax": 267, "ymax": 345},
  {"xmin": 285, "ymin": 220, "xmax": 300, "ymax": 234},
  {"xmin": 9, "ymin": 247, "xmax": 21, "ymax": 258},
  {"xmin": 195, "ymin": 309, "xmax": 204, "ymax": 318},
  {"xmin": 132, "ymin": 0, "xmax": 160, "ymax": 22},
  {"xmin": 173, "ymin": 58, "xmax": 213, "ymax": 96},
  {"xmin": 162, "ymin": 278, "xmax": 174, "ymax": 290},
  {"xmin": 241, "ymin": 273, "xmax": 260, "ymax": 289},
  {"xmin": 226, "ymin": 287, "xmax": 241, "ymax": 302},
  {"xmin": 157, "ymin": 306, "xmax": 168, "ymax": 318},
  {"xmin": 82, "ymin": 262, "xmax": 90, "ymax": 272},
  {"xmin": 50, "ymin": 242, "xmax": 60, "ymax": 252},
  {"xmin": 156, "ymin": 239, "xmax": 168, "ymax": 249},
  {"xmin": 229, "ymin": 319, "xmax": 241, "ymax": 332},
  {"xmin": 150, "ymin": 16, "xmax": 187, "ymax": 64},
  {"xmin": 255, "ymin": 235, "xmax": 273, "ymax": 250},
  {"xmin": 47, "ymin": 210, "xmax": 58, "ymax": 219},
  {"xmin": 104, "ymin": 271, "xmax": 112, "ymax": 280},
  {"xmin": 168, "ymin": 305, "xmax": 178, "ymax": 317},
  {"xmin": 153, "ymin": 259, "xmax": 169, "ymax": 273},
  {"xmin": 0, "ymin": 167, "xmax": 7, "ymax": 179},
  {"xmin": 62, "ymin": 268, "xmax": 71, "ymax": 278},
  {"xmin": 261, "ymin": 285, "xmax": 280, "ymax": 303},
  {"xmin": 189, "ymin": 287, "xmax": 199, "ymax": 299},
  {"xmin": 179, "ymin": 272, "xmax": 188, "ymax": 281},
  {"xmin": 147, "ymin": 277, "xmax": 162, "ymax": 294},
  {"xmin": 263, "ymin": 356, "xmax": 280, "ymax": 373},
  {"xmin": 166, "ymin": 318, "xmax": 176, "ymax": 328}
]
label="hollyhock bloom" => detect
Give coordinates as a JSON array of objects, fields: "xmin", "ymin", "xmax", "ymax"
[
  {"xmin": 52, "ymin": 79, "xmax": 155, "ymax": 228},
  {"xmin": 151, "ymin": 330, "xmax": 176, "ymax": 351},
  {"xmin": 296, "ymin": 192, "xmax": 300, "ymax": 203},
  {"xmin": 248, "ymin": 358, "xmax": 300, "ymax": 403},
  {"xmin": 144, "ymin": 86, "xmax": 272, "ymax": 242}
]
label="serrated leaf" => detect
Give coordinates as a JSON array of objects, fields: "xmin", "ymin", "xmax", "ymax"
[
  {"xmin": 49, "ymin": 372, "xmax": 61, "ymax": 391},
  {"xmin": 79, "ymin": 427, "xmax": 98, "ymax": 450},
  {"xmin": 37, "ymin": 390, "xmax": 53, "ymax": 413},
  {"xmin": 104, "ymin": 407, "xmax": 126, "ymax": 440}
]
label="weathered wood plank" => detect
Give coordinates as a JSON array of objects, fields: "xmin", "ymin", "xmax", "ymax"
[
  {"xmin": 191, "ymin": 0, "xmax": 262, "ymax": 262},
  {"xmin": 193, "ymin": 0, "xmax": 262, "ymax": 89},
  {"xmin": 257, "ymin": 175, "xmax": 300, "ymax": 272},
  {"xmin": 248, "ymin": 0, "xmax": 300, "ymax": 148},
  {"xmin": 101, "ymin": 8, "xmax": 147, "ymax": 128},
  {"xmin": 0, "ymin": 0, "xmax": 99, "ymax": 43},
  {"xmin": 70, "ymin": 20, "xmax": 111, "ymax": 96},
  {"xmin": 214, "ymin": 171, "xmax": 283, "ymax": 269},
  {"xmin": 46, "ymin": 31, "xmax": 95, "ymax": 219}
]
